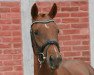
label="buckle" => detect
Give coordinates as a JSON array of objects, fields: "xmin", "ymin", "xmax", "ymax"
[{"xmin": 38, "ymin": 53, "xmax": 46, "ymax": 64}]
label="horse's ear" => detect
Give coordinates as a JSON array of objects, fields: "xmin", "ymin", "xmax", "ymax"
[
  {"xmin": 48, "ymin": 3, "xmax": 57, "ymax": 19},
  {"xmin": 31, "ymin": 3, "xmax": 38, "ymax": 20}
]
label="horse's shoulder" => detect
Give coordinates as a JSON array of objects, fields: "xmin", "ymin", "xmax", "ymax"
[
  {"xmin": 61, "ymin": 60, "xmax": 90, "ymax": 75},
  {"xmin": 62, "ymin": 60, "xmax": 88, "ymax": 68},
  {"xmin": 62, "ymin": 60, "xmax": 85, "ymax": 65}
]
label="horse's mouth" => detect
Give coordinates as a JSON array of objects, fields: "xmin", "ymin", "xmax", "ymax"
[
  {"xmin": 48, "ymin": 56, "xmax": 62, "ymax": 70},
  {"xmin": 50, "ymin": 63, "xmax": 59, "ymax": 70}
]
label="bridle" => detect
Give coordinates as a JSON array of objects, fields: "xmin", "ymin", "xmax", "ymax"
[{"xmin": 30, "ymin": 19, "xmax": 60, "ymax": 68}]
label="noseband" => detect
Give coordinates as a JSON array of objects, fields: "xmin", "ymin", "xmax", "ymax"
[{"xmin": 30, "ymin": 19, "xmax": 60, "ymax": 64}]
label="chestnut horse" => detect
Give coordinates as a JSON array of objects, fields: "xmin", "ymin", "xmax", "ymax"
[{"xmin": 30, "ymin": 3, "xmax": 94, "ymax": 75}]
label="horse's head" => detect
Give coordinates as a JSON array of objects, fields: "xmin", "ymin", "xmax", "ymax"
[{"xmin": 31, "ymin": 3, "xmax": 62, "ymax": 70}]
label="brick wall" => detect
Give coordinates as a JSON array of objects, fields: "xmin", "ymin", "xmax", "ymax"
[
  {"xmin": 37, "ymin": 1, "xmax": 90, "ymax": 63},
  {"xmin": 0, "ymin": 1, "xmax": 23, "ymax": 75}
]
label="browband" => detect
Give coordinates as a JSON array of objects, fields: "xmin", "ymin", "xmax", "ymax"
[{"xmin": 32, "ymin": 19, "xmax": 55, "ymax": 25}]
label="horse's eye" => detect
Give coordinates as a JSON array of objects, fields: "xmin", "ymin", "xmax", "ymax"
[{"xmin": 34, "ymin": 30, "xmax": 39, "ymax": 35}]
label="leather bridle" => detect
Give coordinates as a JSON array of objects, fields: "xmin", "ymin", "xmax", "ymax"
[{"xmin": 30, "ymin": 19, "xmax": 60, "ymax": 66}]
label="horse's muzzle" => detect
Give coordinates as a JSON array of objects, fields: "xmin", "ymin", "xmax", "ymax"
[{"xmin": 49, "ymin": 55, "xmax": 62, "ymax": 69}]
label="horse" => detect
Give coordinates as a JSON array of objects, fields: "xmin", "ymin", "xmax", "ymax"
[{"xmin": 30, "ymin": 3, "xmax": 94, "ymax": 75}]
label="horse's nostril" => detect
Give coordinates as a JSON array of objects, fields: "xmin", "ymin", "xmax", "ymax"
[
  {"xmin": 49, "ymin": 55, "xmax": 62, "ymax": 63},
  {"xmin": 49, "ymin": 55, "xmax": 54, "ymax": 62},
  {"xmin": 57, "ymin": 56, "xmax": 62, "ymax": 64},
  {"xmin": 49, "ymin": 55, "xmax": 55, "ymax": 68},
  {"xmin": 49, "ymin": 55, "xmax": 62, "ymax": 69}
]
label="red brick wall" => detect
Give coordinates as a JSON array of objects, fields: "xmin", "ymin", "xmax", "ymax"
[
  {"xmin": 0, "ymin": 1, "xmax": 23, "ymax": 75},
  {"xmin": 37, "ymin": 1, "xmax": 90, "ymax": 63}
]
